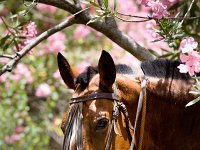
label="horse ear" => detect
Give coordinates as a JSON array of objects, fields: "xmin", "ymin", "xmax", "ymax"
[
  {"xmin": 98, "ymin": 50, "xmax": 116, "ymax": 92},
  {"xmin": 57, "ymin": 52, "xmax": 76, "ymax": 90}
]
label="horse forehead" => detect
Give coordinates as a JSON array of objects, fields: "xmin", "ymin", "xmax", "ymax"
[
  {"xmin": 89, "ymin": 74, "xmax": 100, "ymax": 86},
  {"xmin": 88, "ymin": 100, "xmax": 97, "ymax": 112}
]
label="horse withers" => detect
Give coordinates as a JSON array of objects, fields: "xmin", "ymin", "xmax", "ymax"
[{"xmin": 57, "ymin": 50, "xmax": 200, "ymax": 150}]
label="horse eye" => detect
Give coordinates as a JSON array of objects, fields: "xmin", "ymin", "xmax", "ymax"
[{"xmin": 95, "ymin": 118, "xmax": 109, "ymax": 132}]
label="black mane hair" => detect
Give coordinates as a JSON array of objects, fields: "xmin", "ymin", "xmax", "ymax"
[
  {"xmin": 141, "ymin": 59, "xmax": 193, "ymax": 80},
  {"xmin": 75, "ymin": 64, "xmax": 134, "ymax": 90}
]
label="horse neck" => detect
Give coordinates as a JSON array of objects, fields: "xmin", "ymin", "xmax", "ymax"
[
  {"xmin": 115, "ymin": 74, "xmax": 141, "ymax": 124},
  {"xmin": 145, "ymin": 76, "xmax": 198, "ymax": 106}
]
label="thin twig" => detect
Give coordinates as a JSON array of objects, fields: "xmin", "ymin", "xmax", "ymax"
[
  {"xmin": 0, "ymin": 16, "xmax": 14, "ymax": 34},
  {"xmin": 0, "ymin": 16, "xmax": 77, "ymax": 76},
  {"xmin": 0, "ymin": 54, "xmax": 14, "ymax": 59},
  {"xmin": 115, "ymin": 15, "xmax": 151, "ymax": 22},
  {"xmin": 167, "ymin": 16, "xmax": 200, "ymax": 20},
  {"xmin": 116, "ymin": 11, "xmax": 151, "ymax": 19},
  {"xmin": 180, "ymin": 0, "xmax": 196, "ymax": 25}
]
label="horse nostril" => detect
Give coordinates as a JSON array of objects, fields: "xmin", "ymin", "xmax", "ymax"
[{"xmin": 95, "ymin": 118, "xmax": 109, "ymax": 132}]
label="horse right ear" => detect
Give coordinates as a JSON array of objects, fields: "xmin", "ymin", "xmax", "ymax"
[
  {"xmin": 98, "ymin": 50, "xmax": 116, "ymax": 92},
  {"xmin": 57, "ymin": 52, "xmax": 76, "ymax": 90}
]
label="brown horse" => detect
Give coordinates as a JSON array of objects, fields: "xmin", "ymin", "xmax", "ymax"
[{"xmin": 57, "ymin": 50, "xmax": 200, "ymax": 150}]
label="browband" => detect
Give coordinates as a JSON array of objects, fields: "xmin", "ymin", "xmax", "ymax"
[{"xmin": 70, "ymin": 92, "xmax": 119, "ymax": 104}]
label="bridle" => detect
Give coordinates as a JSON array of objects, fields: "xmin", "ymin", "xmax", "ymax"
[
  {"xmin": 62, "ymin": 77, "xmax": 147, "ymax": 150},
  {"xmin": 62, "ymin": 89, "xmax": 133, "ymax": 150}
]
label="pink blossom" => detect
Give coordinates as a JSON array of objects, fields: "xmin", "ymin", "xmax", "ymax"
[
  {"xmin": 48, "ymin": 32, "xmax": 66, "ymax": 43},
  {"xmin": 180, "ymin": 37, "xmax": 198, "ymax": 53},
  {"xmin": 53, "ymin": 70, "xmax": 61, "ymax": 79},
  {"xmin": 178, "ymin": 51, "xmax": 200, "ymax": 76},
  {"xmin": 5, "ymin": 82, "xmax": 11, "ymax": 90},
  {"xmin": 177, "ymin": 64, "xmax": 188, "ymax": 74},
  {"xmin": 36, "ymin": 4, "xmax": 57, "ymax": 14},
  {"xmin": 74, "ymin": 25, "xmax": 91, "ymax": 39},
  {"xmin": 35, "ymin": 83, "xmax": 51, "ymax": 98},
  {"xmin": 160, "ymin": 0, "xmax": 179, "ymax": 8},
  {"xmin": 76, "ymin": 61, "xmax": 91, "ymax": 73},
  {"xmin": 145, "ymin": 20, "xmax": 160, "ymax": 38},
  {"xmin": 117, "ymin": 0, "xmax": 137, "ymax": 14},
  {"xmin": 0, "ymin": 73, "xmax": 8, "ymax": 83},
  {"xmin": 15, "ymin": 126, "xmax": 25, "ymax": 134},
  {"xmin": 0, "ymin": 57, "xmax": 9, "ymax": 64},
  {"xmin": 49, "ymin": 40, "xmax": 65, "ymax": 53},
  {"xmin": 38, "ymin": 32, "xmax": 66, "ymax": 55},
  {"xmin": 11, "ymin": 63, "xmax": 33, "ymax": 83},
  {"xmin": 4, "ymin": 134, "xmax": 21, "ymax": 144},
  {"xmin": 18, "ymin": 21, "xmax": 37, "ymax": 53},
  {"xmin": 137, "ymin": 0, "xmax": 151, "ymax": 6},
  {"xmin": 147, "ymin": 1, "xmax": 169, "ymax": 19}
]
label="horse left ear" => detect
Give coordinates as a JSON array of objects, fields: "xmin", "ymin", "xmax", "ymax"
[
  {"xmin": 98, "ymin": 50, "xmax": 116, "ymax": 92},
  {"xmin": 57, "ymin": 52, "xmax": 76, "ymax": 90}
]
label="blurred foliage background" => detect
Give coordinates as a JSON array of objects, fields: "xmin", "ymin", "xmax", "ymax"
[{"xmin": 0, "ymin": 0, "xmax": 199, "ymax": 149}]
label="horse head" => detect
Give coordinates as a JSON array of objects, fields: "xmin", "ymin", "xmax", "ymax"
[{"xmin": 57, "ymin": 50, "xmax": 140, "ymax": 150}]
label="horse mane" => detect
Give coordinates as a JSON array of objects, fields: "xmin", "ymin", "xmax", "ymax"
[
  {"xmin": 75, "ymin": 64, "xmax": 134, "ymax": 90},
  {"xmin": 141, "ymin": 59, "xmax": 200, "ymax": 105},
  {"xmin": 141, "ymin": 59, "xmax": 192, "ymax": 81}
]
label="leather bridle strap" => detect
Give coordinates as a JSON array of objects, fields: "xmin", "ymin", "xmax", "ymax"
[
  {"xmin": 130, "ymin": 76, "xmax": 147, "ymax": 150},
  {"xmin": 70, "ymin": 93, "xmax": 119, "ymax": 104}
]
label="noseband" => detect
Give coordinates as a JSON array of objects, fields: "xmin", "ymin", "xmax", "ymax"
[{"xmin": 63, "ymin": 92, "xmax": 133, "ymax": 150}]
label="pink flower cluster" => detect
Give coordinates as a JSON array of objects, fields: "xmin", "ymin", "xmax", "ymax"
[
  {"xmin": 74, "ymin": 25, "xmax": 91, "ymax": 39},
  {"xmin": 146, "ymin": 20, "xmax": 160, "ymax": 38},
  {"xmin": 147, "ymin": 1, "xmax": 169, "ymax": 19},
  {"xmin": 38, "ymin": 32, "xmax": 66, "ymax": 55},
  {"xmin": 18, "ymin": 21, "xmax": 37, "ymax": 53},
  {"xmin": 0, "ymin": 63, "xmax": 33, "ymax": 86},
  {"xmin": 178, "ymin": 37, "xmax": 200, "ymax": 76},
  {"xmin": 4, "ymin": 126, "xmax": 24, "ymax": 144},
  {"xmin": 11, "ymin": 63, "xmax": 33, "ymax": 83},
  {"xmin": 138, "ymin": 0, "xmax": 179, "ymax": 19},
  {"xmin": 36, "ymin": 4, "xmax": 57, "ymax": 14},
  {"xmin": 35, "ymin": 83, "xmax": 51, "ymax": 98}
]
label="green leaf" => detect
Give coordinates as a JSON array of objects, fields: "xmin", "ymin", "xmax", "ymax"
[
  {"xmin": 150, "ymin": 37, "xmax": 164, "ymax": 43},
  {"xmin": 89, "ymin": 1, "xmax": 101, "ymax": 8},
  {"xmin": 86, "ymin": 16, "xmax": 101, "ymax": 25},
  {"xmin": 186, "ymin": 96, "xmax": 200, "ymax": 107},
  {"xmin": 192, "ymin": 76, "xmax": 200, "ymax": 79},
  {"xmin": 103, "ymin": 0, "xmax": 109, "ymax": 10},
  {"xmin": 2, "ymin": 42, "xmax": 10, "ymax": 51},
  {"xmin": 159, "ymin": 52, "xmax": 173, "ymax": 58},
  {"xmin": 113, "ymin": 0, "xmax": 117, "ymax": 12},
  {"xmin": 9, "ymin": 10, "xmax": 27, "ymax": 19},
  {"xmin": 172, "ymin": 34, "xmax": 185, "ymax": 39},
  {"xmin": 0, "ymin": 35, "xmax": 11, "ymax": 47}
]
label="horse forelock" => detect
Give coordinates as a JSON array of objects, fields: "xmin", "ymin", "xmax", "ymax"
[{"xmin": 75, "ymin": 64, "xmax": 134, "ymax": 91}]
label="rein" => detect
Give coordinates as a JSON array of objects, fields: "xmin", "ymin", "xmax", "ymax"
[
  {"xmin": 130, "ymin": 76, "xmax": 147, "ymax": 150},
  {"xmin": 63, "ymin": 92, "xmax": 133, "ymax": 150}
]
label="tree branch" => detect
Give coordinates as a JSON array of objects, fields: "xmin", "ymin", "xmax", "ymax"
[
  {"xmin": 0, "ymin": 16, "xmax": 77, "ymax": 76},
  {"xmin": 25, "ymin": 0, "xmax": 155, "ymax": 61},
  {"xmin": 1, "ymin": 0, "xmax": 155, "ymax": 66},
  {"xmin": 0, "ymin": 54, "xmax": 14, "ymax": 59}
]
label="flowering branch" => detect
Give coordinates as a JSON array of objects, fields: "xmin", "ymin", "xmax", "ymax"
[
  {"xmin": 0, "ymin": 16, "xmax": 77, "ymax": 76},
  {"xmin": 27, "ymin": 0, "xmax": 155, "ymax": 61}
]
